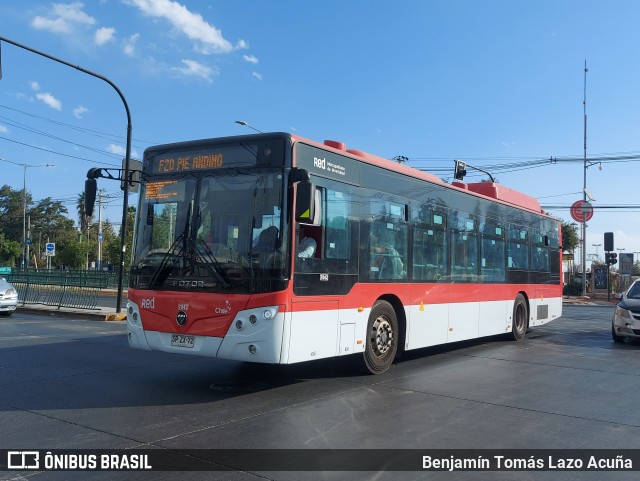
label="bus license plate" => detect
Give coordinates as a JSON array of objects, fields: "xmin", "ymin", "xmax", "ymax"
[{"xmin": 171, "ymin": 334, "xmax": 195, "ymax": 348}]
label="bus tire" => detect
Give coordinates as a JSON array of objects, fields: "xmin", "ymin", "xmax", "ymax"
[
  {"xmin": 361, "ymin": 300, "xmax": 398, "ymax": 374},
  {"xmin": 511, "ymin": 294, "xmax": 528, "ymax": 341}
]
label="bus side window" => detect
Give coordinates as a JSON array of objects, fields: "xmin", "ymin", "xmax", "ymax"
[
  {"xmin": 413, "ymin": 226, "xmax": 446, "ymax": 281},
  {"xmin": 450, "ymin": 218, "xmax": 478, "ymax": 280},
  {"xmin": 480, "ymin": 223, "xmax": 505, "ymax": 282},
  {"xmin": 325, "ymin": 189, "xmax": 350, "ymax": 260},
  {"xmin": 507, "ymin": 228, "xmax": 529, "ymax": 269},
  {"xmin": 369, "ymin": 223, "xmax": 407, "ymax": 280},
  {"xmin": 481, "ymin": 237, "xmax": 506, "ymax": 281},
  {"xmin": 532, "ymin": 246, "xmax": 549, "ymax": 272}
]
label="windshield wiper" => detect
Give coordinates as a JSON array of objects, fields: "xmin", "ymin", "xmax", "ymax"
[
  {"xmin": 150, "ymin": 203, "xmax": 192, "ymax": 287},
  {"xmin": 195, "ymin": 240, "xmax": 232, "ymax": 289},
  {"xmin": 149, "ymin": 233, "xmax": 185, "ymax": 287}
]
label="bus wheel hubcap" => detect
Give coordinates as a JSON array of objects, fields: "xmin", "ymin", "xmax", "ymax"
[{"xmin": 373, "ymin": 317, "xmax": 393, "ymax": 356}]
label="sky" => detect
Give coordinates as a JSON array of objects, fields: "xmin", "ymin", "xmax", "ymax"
[{"xmin": 1, "ymin": 0, "xmax": 640, "ymax": 267}]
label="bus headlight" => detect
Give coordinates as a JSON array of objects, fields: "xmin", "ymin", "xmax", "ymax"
[{"xmin": 263, "ymin": 308, "xmax": 277, "ymax": 319}]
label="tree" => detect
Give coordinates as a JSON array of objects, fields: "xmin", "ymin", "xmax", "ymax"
[
  {"xmin": 0, "ymin": 184, "xmax": 30, "ymax": 244},
  {"xmin": 0, "ymin": 184, "xmax": 132, "ymax": 270},
  {"xmin": 0, "ymin": 232, "xmax": 21, "ymax": 266},
  {"xmin": 561, "ymin": 222, "xmax": 580, "ymax": 253},
  {"xmin": 57, "ymin": 237, "xmax": 90, "ymax": 269},
  {"xmin": 94, "ymin": 219, "xmax": 117, "ymax": 267},
  {"xmin": 76, "ymin": 192, "xmax": 93, "ymax": 233},
  {"xmin": 29, "ymin": 197, "xmax": 75, "ymax": 268},
  {"xmin": 105, "ymin": 206, "xmax": 136, "ymax": 273}
]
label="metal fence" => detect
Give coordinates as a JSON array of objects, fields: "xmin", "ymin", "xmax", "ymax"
[{"xmin": 5, "ymin": 270, "xmax": 123, "ymax": 310}]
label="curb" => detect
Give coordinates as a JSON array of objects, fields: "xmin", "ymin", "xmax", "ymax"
[{"xmin": 17, "ymin": 306, "xmax": 126, "ymax": 322}]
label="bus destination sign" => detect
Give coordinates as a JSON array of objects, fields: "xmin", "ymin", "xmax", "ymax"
[
  {"xmin": 144, "ymin": 180, "xmax": 186, "ymax": 201},
  {"xmin": 153, "ymin": 153, "xmax": 223, "ymax": 174}
]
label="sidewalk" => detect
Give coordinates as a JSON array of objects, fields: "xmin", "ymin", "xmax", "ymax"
[
  {"xmin": 563, "ymin": 295, "xmax": 619, "ymax": 306},
  {"xmin": 16, "ymin": 303, "xmax": 127, "ymax": 321}
]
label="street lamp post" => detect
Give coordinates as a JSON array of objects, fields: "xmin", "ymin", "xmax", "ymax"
[
  {"xmin": 581, "ymin": 61, "xmax": 589, "ymax": 297},
  {"xmin": 22, "ymin": 164, "xmax": 55, "ymax": 269},
  {"xmin": 579, "ymin": 62, "xmax": 602, "ymax": 296},
  {"xmin": 592, "ymin": 243, "xmax": 601, "ymax": 259},
  {"xmin": 235, "ymin": 120, "xmax": 263, "ymax": 133},
  {"xmin": 0, "ymin": 157, "xmax": 54, "ymax": 269},
  {"xmin": 0, "ymin": 35, "xmax": 132, "ymax": 313}
]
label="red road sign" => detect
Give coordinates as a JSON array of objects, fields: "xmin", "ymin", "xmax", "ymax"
[{"xmin": 570, "ymin": 200, "xmax": 593, "ymax": 222}]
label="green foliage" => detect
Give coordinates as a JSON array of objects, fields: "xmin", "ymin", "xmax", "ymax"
[
  {"xmin": 0, "ymin": 184, "xmax": 134, "ymax": 271},
  {"xmin": 105, "ymin": 206, "xmax": 136, "ymax": 272},
  {"xmin": 0, "ymin": 184, "xmax": 28, "ymax": 243},
  {"xmin": 0, "ymin": 232, "xmax": 21, "ymax": 266},
  {"xmin": 563, "ymin": 280, "xmax": 582, "ymax": 296},
  {"xmin": 561, "ymin": 221, "xmax": 580, "ymax": 253},
  {"xmin": 57, "ymin": 238, "xmax": 90, "ymax": 269}
]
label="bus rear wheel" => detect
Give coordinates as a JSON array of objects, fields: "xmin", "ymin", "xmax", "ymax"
[
  {"xmin": 361, "ymin": 300, "xmax": 398, "ymax": 374},
  {"xmin": 511, "ymin": 294, "xmax": 528, "ymax": 341}
]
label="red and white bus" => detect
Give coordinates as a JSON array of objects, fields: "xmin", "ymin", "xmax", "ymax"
[{"xmin": 124, "ymin": 132, "xmax": 562, "ymax": 374}]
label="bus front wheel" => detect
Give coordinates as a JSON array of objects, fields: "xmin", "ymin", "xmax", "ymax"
[
  {"xmin": 511, "ymin": 294, "xmax": 529, "ymax": 341},
  {"xmin": 361, "ymin": 300, "xmax": 398, "ymax": 374}
]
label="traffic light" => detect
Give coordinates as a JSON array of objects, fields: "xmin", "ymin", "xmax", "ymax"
[
  {"xmin": 454, "ymin": 160, "xmax": 467, "ymax": 181},
  {"xmin": 604, "ymin": 232, "xmax": 614, "ymax": 252},
  {"xmin": 605, "ymin": 252, "xmax": 618, "ymax": 266}
]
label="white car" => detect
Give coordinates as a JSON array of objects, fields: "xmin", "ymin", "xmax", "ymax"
[
  {"xmin": 612, "ymin": 279, "xmax": 640, "ymax": 342},
  {"xmin": 0, "ymin": 277, "xmax": 18, "ymax": 317}
]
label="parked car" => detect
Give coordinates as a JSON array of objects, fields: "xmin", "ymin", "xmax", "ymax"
[
  {"xmin": 612, "ymin": 279, "xmax": 640, "ymax": 342},
  {"xmin": 0, "ymin": 277, "xmax": 18, "ymax": 317}
]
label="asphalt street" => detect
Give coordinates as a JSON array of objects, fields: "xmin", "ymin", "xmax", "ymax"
[{"xmin": 0, "ymin": 304, "xmax": 639, "ymax": 480}]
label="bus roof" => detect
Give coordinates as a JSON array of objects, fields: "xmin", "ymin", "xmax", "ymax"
[
  {"xmin": 290, "ymin": 134, "xmax": 544, "ymax": 215},
  {"xmin": 144, "ymin": 132, "xmax": 544, "ymax": 215}
]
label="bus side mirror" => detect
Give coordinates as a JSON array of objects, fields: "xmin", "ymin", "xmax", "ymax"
[
  {"xmin": 295, "ymin": 180, "xmax": 316, "ymax": 223},
  {"xmin": 85, "ymin": 178, "xmax": 97, "ymax": 217}
]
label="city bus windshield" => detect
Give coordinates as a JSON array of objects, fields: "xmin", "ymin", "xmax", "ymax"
[{"xmin": 130, "ymin": 140, "xmax": 288, "ymax": 294}]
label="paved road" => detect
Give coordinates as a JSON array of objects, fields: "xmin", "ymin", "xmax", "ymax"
[
  {"xmin": 1, "ymin": 305, "xmax": 639, "ymax": 480},
  {"xmin": 96, "ymin": 291, "xmax": 127, "ymax": 310}
]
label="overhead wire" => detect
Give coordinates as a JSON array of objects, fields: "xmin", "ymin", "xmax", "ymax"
[
  {"xmin": 0, "ymin": 103, "xmax": 157, "ymax": 149},
  {"xmin": 4, "ymin": 102, "xmax": 640, "ymax": 226},
  {"xmin": 0, "ymin": 115, "xmax": 122, "ymax": 160}
]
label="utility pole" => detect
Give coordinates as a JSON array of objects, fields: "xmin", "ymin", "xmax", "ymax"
[
  {"xmin": 97, "ymin": 190, "xmax": 103, "ymax": 270},
  {"xmin": 0, "ymin": 35, "xmax": 132, "ymax": 313},
  {"xmin": 581, "ymin": 60, "xmax": 588, "ymax": 297},
  {"xmin": 26, "ymin": 214, "xmax": 31, "ymax": 268}
]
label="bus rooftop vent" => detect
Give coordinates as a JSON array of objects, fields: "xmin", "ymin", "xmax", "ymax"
[
  {"xmin": 467, "ymin": 182, "xmax": 542, "ymax": 212},
  {"xmin": 324, "ymin": 140, "xmax": 346, "ymax": 151}
]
